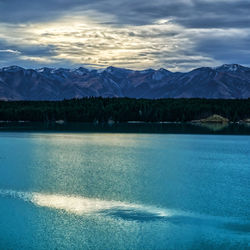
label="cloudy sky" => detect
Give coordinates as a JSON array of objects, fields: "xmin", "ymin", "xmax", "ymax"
[{"xmin": 0, "ymin": 0, "xmax": 249, "ymax": 71}]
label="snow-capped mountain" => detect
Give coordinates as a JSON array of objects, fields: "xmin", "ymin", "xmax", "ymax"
[{"xmin": 0, "ymin": 64, "xmax": 250, "ymax": 100}]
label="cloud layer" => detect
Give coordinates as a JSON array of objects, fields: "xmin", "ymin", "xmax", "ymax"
[{"xmin": 0, "ymin": 0, "xmax": 249, "ymax": 71}]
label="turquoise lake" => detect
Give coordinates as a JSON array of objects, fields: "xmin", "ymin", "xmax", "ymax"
[{"xmin": 0, "ymin": 132, "xmax": 249, "ymax": 249}]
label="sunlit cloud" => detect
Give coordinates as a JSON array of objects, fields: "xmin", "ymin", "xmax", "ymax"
[{"xmin": 0, "ymin": 49, "xmax": 21, "ymax": 54}]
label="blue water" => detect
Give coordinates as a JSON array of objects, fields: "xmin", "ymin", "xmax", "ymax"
[{"xmin": 0, "ymin": 132, "xmax": 249, "ymax": 249}]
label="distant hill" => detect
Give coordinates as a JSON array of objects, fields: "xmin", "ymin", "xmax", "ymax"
[{"xmin": 0, "ymin": 64, "xmax": 250, "ymax": 100}]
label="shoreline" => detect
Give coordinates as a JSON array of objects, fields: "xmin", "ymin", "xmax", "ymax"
[{"xmin": 0, "ymin": 120, "xmax": 249, "ymax": 125}]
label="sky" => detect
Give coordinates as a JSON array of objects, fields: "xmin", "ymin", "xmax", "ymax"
[{"xmin": 0, "ymin": 0, "xmax": 249, "ymax": 71}]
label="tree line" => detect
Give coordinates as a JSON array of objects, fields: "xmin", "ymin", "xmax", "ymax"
[{"xmin": 0, "ymin": 97, "xmax": 249, "ymax": 122}]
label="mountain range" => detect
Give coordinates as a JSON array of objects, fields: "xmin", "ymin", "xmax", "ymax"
[{"xmin": 0, "ymin": 64, "xmax": 250, "ymax": 100}]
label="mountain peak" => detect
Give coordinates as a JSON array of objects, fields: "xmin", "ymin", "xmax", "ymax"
[
  {"xmin": 37, "ymin": 67, "xmax": 55, "ymax": 73},
  {"xmin": 105, "ymin": 66, "xmax": 118, "ymax": 73},
  {"xmin": 158, "ymin": 68, "xmax": 172, "ymax": 74},
  {"xmin": 214, "ymin": 64, "xmax": 243, "ymax": 72},
  {"xmin": 2, "ymin": 66, "xmax": 24, "ymax": 72},
  {"xmin": 74, "ymin": 67, "xmax": 89, "ymax": 75},
  {"xmin": 104, "ymin": 66, "xmax": 134, "ymax": 76}
]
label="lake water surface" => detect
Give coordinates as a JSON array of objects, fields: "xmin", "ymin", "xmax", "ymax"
[{"xmin": 0, "ymin": 131, "xmax": 249, "ymax": 249}]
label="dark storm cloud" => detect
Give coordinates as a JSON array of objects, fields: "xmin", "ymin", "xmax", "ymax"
[
  {"xmin": 0, "ymin": 0, "xmax": 249, "ymax": 29},
  {"xmin": 125, "ymin": 0, "xmax": 250, "ymax": 28},
  {"xmin": 195, "ymin": 34, "xmax": 250, "ymax": 64},
  {"xmin": 19, "ymin": 45, "xmax": 57, "ymax": 57},
  {"xmin": 101, "ymin": 0, "xmax": 250, "ymax": 28},
  {"xmin": 0, "ymin": 39, "xmax": 59, "ymax": 67},
  {"xmin": 0, "ymin": 39, "xmax": 57, "ymax": 57},
  {"xmin": 0, "ymin": 0, "xmax": 83, "ymax": 23}
]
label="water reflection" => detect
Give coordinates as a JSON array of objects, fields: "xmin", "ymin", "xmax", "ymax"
[
  {"xmin": 0, "ymin": 189, "xmax": 249, "ymax": 234},
  {"xmin": 192, "ymin": 123, "xmax": 229, "ymax": 132}
]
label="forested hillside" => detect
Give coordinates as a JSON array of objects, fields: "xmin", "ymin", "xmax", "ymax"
[{"xmin": 0, "ymin": 98, "xmax": 249, "ymax": 122}]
